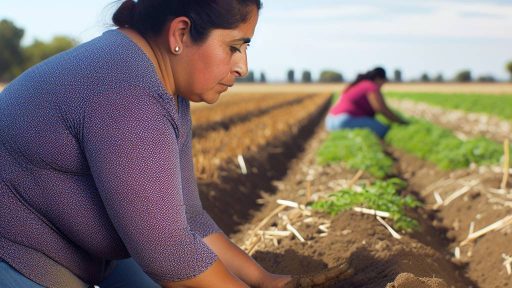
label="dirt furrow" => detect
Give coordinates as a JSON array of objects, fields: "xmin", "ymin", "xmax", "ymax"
[
  {"xmin": 192, "ymin": 94, "xmax": 312, "ymax": 138},
  {"xmin": 390, "ymin": 148, "xmax": 512, "ymax": 288},
  {"xmin": 197, "ymin": 96, "xmax": 331, "ymax": 234}
]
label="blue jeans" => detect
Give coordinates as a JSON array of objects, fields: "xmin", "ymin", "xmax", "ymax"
[
  {"xmin": 0, "ymin": 259, "xmax": 160, "ymax": 288},
  {"xmin": 325, "ymin": 113, "xmax": 389, "ymax": 138}
]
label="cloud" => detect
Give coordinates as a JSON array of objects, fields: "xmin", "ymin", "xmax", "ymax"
[{"xmin": 261, "ymin": 0, "xmax": 512, "ymax": 39}]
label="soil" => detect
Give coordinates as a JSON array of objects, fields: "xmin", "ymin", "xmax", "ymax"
[
  {"xmin": 391, "ymin": 149, "xmax": 512, "ymax": 288},
  {"xmin": 226, "ymin": 127, "xmax": 511, "ymax": 287},
  {"xmin": 229, "ymin": 127, "xmax": 476, "ymax": 287},
  {"xmin": 385, "ymin": 273, "xmax": 449, "ymax": 288},
  {"xmin": 193, "ymin": 92, "xmax": 512, "ymax": 287},
  {"xmin": 197, "ymin": 96, "xmax": 331, "ymax": 234},
  {"xmin": 192, "ymin": 94, "xmax": 311, "ymax": 138}
]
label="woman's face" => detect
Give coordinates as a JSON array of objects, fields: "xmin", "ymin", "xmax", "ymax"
[
  {"xmin": 174, "ymin": 7, "xmax": 259, "ymax": 104},
  {"xmin": 375, "ymin": 78, "xmax": 386, "ymax": 88}
]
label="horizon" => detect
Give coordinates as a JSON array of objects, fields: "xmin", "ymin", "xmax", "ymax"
[{"xmin": 1, "ymin": 0, "xmax": 511, "ymax": 82}]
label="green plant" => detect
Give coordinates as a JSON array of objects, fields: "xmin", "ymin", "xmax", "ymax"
[
  {"xmin": 386, "ymin": 92, "xmax": 512, "ymax": 120},
  {"xmin": 385, "ymin": 118, "xmax": 509, "ymax": 170},
  {"xmin": 311, "ymin": 178, "xmax": 421, "ymax": 232},
  {"xmin": 316, "ymin": 129, "xmax": 393, "ymax": 178}
]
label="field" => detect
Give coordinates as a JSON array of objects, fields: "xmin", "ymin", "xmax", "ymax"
[
  {"xmin": 192, "ymin": 83, "xmax": 512, "ymax": 287},
  {"xmin": 1, "ymin": 81, "xmax": 510, "ymax": 286}
]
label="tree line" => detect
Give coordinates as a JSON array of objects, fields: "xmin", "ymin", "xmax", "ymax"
[
  {"xmin": 0, "ymin": 19, "xmax": 77, "ymax": 82},
  {"xmin": 239, "ymin": 67, "xmax": 512, "ymax": 83}
]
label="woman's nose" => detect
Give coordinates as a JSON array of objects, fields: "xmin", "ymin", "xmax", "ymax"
[{"xmin": 232, "ymin": 51, "xmax": 248, "ymax": 78}]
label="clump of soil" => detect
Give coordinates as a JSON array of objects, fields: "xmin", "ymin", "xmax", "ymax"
[{"xmin": 385, "ymin": 273, "xmax": 448, "ymax": 288}]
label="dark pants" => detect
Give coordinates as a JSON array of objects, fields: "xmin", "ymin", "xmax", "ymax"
[{"xmin": 325, "ymin": 113, "xmax": 389, "ymax": 138}]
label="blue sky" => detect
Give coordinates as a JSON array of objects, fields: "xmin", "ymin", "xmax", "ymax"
[{"xmin": 1, "ymin": 0, "xmax": 512, "ymax": 81}]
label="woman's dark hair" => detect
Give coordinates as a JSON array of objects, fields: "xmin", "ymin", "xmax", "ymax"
[
  {"xmin": 344, "ymin": 67, "xmax": 387, "ymax": 92},
  {"xmin": 112, "ymin": 0, "xmax": 262, "ymax": 43}
]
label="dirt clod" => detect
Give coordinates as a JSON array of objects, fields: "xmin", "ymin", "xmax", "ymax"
[{"xmin": 385, "ymin": 273, "xmax": 449, "ymax": 288}]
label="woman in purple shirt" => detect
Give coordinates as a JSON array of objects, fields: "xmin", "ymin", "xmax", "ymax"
[
  {"xmin": 0, "ymin": 0, "xmax": 291, "ymax": 287},
  {"xmin": 326, "ymin": 67, "xmax": 407, "ymax": 138}
]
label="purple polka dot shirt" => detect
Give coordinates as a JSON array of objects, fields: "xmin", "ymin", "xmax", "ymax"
[{"xmin": 0, "ymin": 29, "xmax": 220, "ymax": 287}]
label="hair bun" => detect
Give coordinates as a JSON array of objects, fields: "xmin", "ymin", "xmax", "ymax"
[{"xmin": 112, "ymin": 0, "xmax": 137, "ymax": 28}]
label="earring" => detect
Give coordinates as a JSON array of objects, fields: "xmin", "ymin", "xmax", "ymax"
[{"xmin": 174, "ymin": 46, "xmax": 180, "ymax": 53}]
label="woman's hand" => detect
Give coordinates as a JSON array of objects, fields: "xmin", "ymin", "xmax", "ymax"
[
  {"xmin": 203, "ymin": 233, "xmax": 291, "ymax": 287},
  {"xmin": 257, "ymin": 273, "xmax": 292, "ymax": 288}
]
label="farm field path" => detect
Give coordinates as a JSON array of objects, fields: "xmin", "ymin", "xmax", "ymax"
[{"xmin": 389, "ymin": 99, "xmax": 511, "ymax": 142}]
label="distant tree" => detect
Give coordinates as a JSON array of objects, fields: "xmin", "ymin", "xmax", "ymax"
[
  {"xmin": 0, "ymin": 19, "xmax": 24, "ymax": 82},
  {"xmin": 394, "ymin": 69, "xmax": 402, "ymax": 82},
  {"xmin": 22, "ymin": 36, "xmax": 77, "ymax": 70},
  {"xmin": 319, "ymin": 70, "xmax": 343, "ymax": 83},
  {"xmin": 454, "ymin": 70, "xmax": 472, "ymax": 82},
  {"xmin": 433, "ymin": 73, "xmax": 444, "ymax": 83},
  {"xmin": 506, "ymin": 61, "xmax": 512, "ymax": 81},
  {"xmin": 237, "ymin": 70, "xmax": 255, "ymax": 83},
  {"xmin": 476, "ymin": 75, "xmax": 496, "ymax": 82},
  {"xmin": 420, "ymin": 73, "xmax": 430, "ymax": 82},
  {"xmin": 247, "ymin": 71, "xmax": 255, "ymax": 82},
  {"xmin": 301, "ymin": 70, "xmax": 312, "ymax": 83},
  {"xmin": 259, "ymin": 72, "xmax": 266, "ymax": 83},
  {"xmin": 287, "ymin": 69, "xmax": 295, "ymax": 83}
]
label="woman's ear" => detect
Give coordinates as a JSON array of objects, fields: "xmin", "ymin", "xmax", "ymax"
[{"xmin": 168, "ymin": 16, "xmax": 191, "ymax": 55}]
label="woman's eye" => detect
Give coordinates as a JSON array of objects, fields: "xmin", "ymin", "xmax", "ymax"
[{"xmin": 230, "ymin": 46, "xmax": 242, "ymax": 54}]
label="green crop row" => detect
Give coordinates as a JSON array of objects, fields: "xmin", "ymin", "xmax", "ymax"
[
  {"xmin": 316, "ymin": 129, "xmax": 393, "ymax": 178},
  {"xmin": 384, "ymin": 118, "xmax": 511, "ymax": 170},
  {"xmin": 311, "ymin": 178, "xmax": 420, "ymax": 232},
  {"xmin": 386, "ymin": 92, "xmax": 512, "ymax": 120}
]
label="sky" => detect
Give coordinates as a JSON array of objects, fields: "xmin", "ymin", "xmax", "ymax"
[{"xmin": 1, "ymin": 0, "xmax": 512, "ymax": 82}]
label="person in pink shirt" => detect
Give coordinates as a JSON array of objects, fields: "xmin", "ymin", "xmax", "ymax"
[{"xmin": 326, "ymin": 67, "xmax": 407, "ymax": 138}]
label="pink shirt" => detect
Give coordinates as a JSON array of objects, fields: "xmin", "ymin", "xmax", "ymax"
[{"xmin": 329, "ymin": 80, "xmax": 379, "ymax": 117}]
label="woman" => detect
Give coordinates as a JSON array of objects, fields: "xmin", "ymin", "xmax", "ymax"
[
  {"xmin": 0, "ymin": 0, "xmax": 291, "ymax": 287},
  {"xmin": 325, "ymin": 67, "xmax": 407, "ymax": 138}
]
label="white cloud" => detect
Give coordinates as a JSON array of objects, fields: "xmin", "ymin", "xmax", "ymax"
[{"xmin": 262, "ymin": 1, "xmax": 512, "ymax": 39}]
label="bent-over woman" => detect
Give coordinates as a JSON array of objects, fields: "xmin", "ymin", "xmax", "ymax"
[
  {"xmin": 325, "ymin": 67, "xmax": 407, "ymax": 138},
  {"xmin": 0, "ymin": 1, "xmax": 291, "ymax": 287}
]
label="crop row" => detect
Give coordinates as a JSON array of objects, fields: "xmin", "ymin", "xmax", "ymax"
[
  {"xmin": 312, "ymin": 178, "xmax": 420, "ymax": 232},
  {"xmin": 384, "ymin": 118, "xmax": 511, "ymax": 170},
  {"xmin": 192, "ymin": 93, "xmax": 330, "ymax": 180},
  {"xmin": 313, "ymin": 127, "xmax": 419, "ymax": 231},
  {"xmin": 191, "ymin": 93, "xmax": 312, "ymax": 129},
  {"xmin": 386, "ymin": 91, "xmax": 512, "ymax": 120},
  {"xmin": 316, "ymin": 129, "xmax": 393, "ymax": 178}
]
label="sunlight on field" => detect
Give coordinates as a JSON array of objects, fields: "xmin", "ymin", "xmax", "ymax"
[{"xmin": 227, "ymin": 83, "xmax": 512, "ymax": 95}]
